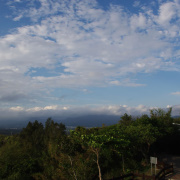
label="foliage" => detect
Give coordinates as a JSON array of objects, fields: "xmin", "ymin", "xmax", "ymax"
[
  {"xmin": 119, "ymin": 113, "xmax": 134, "ymax": 126},
  {"xmin": 0, "ymin": 108, "xmax": 179, "ymax": 179}
]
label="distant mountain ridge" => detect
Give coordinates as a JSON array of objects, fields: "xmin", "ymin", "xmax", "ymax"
[
  {"xmin": 61, "ymin": 115, "xmax": 120, "ymax": 127},
  {"xmin": 0, "ymin": 114, "xmax": 120, "ymax": 128}
]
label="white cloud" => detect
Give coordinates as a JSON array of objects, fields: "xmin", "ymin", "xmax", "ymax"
[
  {"xmin": 44, "ymin": 105, "xmax": 58, "ymax": 110},
  {"xmin": 157, "ymin": 1, "xmax": 177, "ymax": 25},
  {"xmin": 1, "ymin": 104, "xmax": 178, "ymax": 123},
  {"xmin": 130, "ymin": 13, "xmax": 147, "ymax": 30},
  {"xmin": 0, "ymin": 0, "xmax": 180, "ymax": 106},
  {"xmin": 26, "ymin": 105, "xmax": 59, "ymax": 111},
  {"xmin": 13, "ymin": 14, "xmax": 23, "ymax": 21},
  {"xmin": 109, "ymin": 79, "xmax": 145, "ymax": 87},
  {"xmin": 5, "ymin": 104, "xmax": 150, "ymax": 119},
  {"xmin": 10, "ymin": 106, "xmax": 24, "ymax": 111},
  {"xmin": 171, "ymin": 91, "xmax": 180, "ymax": 95}
]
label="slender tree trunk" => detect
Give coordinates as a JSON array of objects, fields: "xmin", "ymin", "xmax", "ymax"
[
  {"xmin": 68, "ymin": 155, "xmax": 78, "ymax": 180},
  {"xmin": 122, "ymin": 154, "xmax": 125, "ymax": 173},
  {"xmin": 96, "ymin": 150, "xmax": 102, "ymax": 180},
  {"xmin": 92, "ymin": 148, "xmax": 102, "ymax": 180},
  {"xmin": 140, "ymin": 146, "xmax": 149, "ymax": 165}
]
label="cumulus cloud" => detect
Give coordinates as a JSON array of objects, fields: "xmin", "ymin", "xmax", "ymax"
[
  {"xmin": 10, "ymin": 106, "xmax": 24, "ymax": 111},
  {"xmin": 0, "ymin": 104, "xmax": 145, "ymax": 122},
  {"xmin": 157, "ymin": 1, "xmax": 177, "ymax": 25},
  {"xmin": 1, "ymin": 0, "xmax": 180, "ymax": 107}
]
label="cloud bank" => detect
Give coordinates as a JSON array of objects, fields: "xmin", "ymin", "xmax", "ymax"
[{"xmin": 1, "ymin": 104, "xmax": 179, "ymax": 123}]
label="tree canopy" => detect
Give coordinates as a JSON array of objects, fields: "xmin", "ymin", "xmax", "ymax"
[{"xmin": 0, "ymin": 108, "xmax": 179, "ymax": 180}]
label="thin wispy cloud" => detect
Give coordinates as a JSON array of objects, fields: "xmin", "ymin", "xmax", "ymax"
[{"xmin": 171, "ymin": 92, "xmax": 180, "ymax": 95}]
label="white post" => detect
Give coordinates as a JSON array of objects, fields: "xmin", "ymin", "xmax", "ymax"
[
  {"xmin": 150, "ymin": 157, "xmax": 157, "ymax": 175},
  {"xmin": 151, "ymin": 162, "xmax": 152, "ymax": 175}
]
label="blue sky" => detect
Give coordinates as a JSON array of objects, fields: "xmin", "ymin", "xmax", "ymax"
[{"xmin": 0, "ymin": 0, "xmax": 180, "ymax": 121}]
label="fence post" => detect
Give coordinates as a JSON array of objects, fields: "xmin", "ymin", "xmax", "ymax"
[
  {"xmin": 172, "ymin": 163, "xmax": 174, "ymax": 173},
  {"xmin": 142, "ymin": 173, "xmax": 145, "ymax": 180},
  {"xmin": 131, "ymin": 172, "xmax": 133, "ymax": 180},
  {"xmin": 163, "ymin": 168, "xmax": 165, "ymax": 179}
]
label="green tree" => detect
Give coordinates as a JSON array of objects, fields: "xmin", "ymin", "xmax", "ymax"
[
  {"xmin": 119, "ymin": 113, "xmax": 133, "ymax": 126},
  {"xmin": 20, "ymin": 120, "xmax": 44, "ymax": 152},
  {"xmin": 44, "ymin": 118, "xmax": 66, "ymax": 158},
  {"xmin": 0, "ymin": 135, "xmax": 38, "ymax": 179},
  {"xmin": 72, "ymin": 126, "xmax": 130, "ymax": 180},
  {"xmin": 150, "ymin": 107, "xmax": 174, "ymax": 134},
  {"xmin": 125, "ymin": 117, "xmax": 160, "ymax": 164}
]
